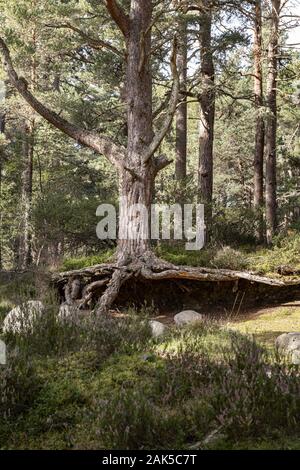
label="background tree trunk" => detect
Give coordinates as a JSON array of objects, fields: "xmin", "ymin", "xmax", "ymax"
[
  {"xmin": 175, "ymin": 16, "xmax": 187, "ymax": 181},
  {"xmin": 0, "ymin": 112, "xmax": 5, "ymax": 269},
  {"xmin": 20, "ymin": 119, "xmax": 34, "ymax": 269},
  {"xmin": 253, "ymin": 0, "xmax": 265, "ymax": 243},
  {"xmin": 265, "ymin": 0, "xmax": 280, "ymax": 244},
  {"xmin": 198, "ymin": 1, "xmax": 215, "ymax": 241}
]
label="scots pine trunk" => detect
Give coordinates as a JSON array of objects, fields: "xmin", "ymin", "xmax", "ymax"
[
  {"xmin": 265, "ymin": 0, "xmax": 280, "ymax": 244},
  {"xmin": 117, "ymin": 0, "xmax": 154, "ymax": 263},
  {"xmin": 0, "ymin": 112, "xmax": 5, "ymax": 269},
  {"xmin": 198, "ymin": 2, "xmax": 215, "ymax": 240},
  {"xmin": 253, "ymin": 0, "xmax": 265, "ymax": 242},
  {"xmin": 175, "ymin": 17, "xmax": 187, "ymax": 181},
  {"xmin": 20, "ymin": 120, "xmax": 34, "ymax": 269}
]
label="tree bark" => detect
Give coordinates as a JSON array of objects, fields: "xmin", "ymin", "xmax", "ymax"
[
  {"xmin": 253, "ymin": 0, "xmax": 265, "ymax": 243},
  {"xmin": 175, "ymin": 17, "xmax": 187, "ymax": 181},
  {"xmin": 115, "ymin": 0, "xmax": 154, "ymax": 263},
  {"xmin": 265, "ymin": 0, "xmax": 280, "ymax": 244},
  {"xmin": 20, "ymin": 120, "xmax": 34, "ymax": 269},
  {"xmin": 0, "ymin": 112, "xmax": 5, "ymax": 269},
  {"xmin": 198, "ymin": 2, "xmax": 215, "ymax": 241}
]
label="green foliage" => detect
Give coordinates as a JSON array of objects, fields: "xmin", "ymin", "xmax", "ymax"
[
  {"xmin": 246, "ymin": 231, "xmax": 300, "ymax": 274},
  {"xmin": 211, "ymin": 246, "xmax": 247, "ymax": 270},
  {"xmin": 91, "ymin": 313, "xmax": 152, "ymax": 362},
  {"xmin": 60, "ymin": 249, "xmax": 115, "ymax": 271},
  {"xmin": 212, "ymin": 207, "xmax": 258, "ymax": 245},
  {"xmin": 95, "ymin": 388, "xmax": 187, "ymax": 450},
  {"xmin": 0, "ymin": 348, "xmax": 40, "ymax": 421},
  {"xmin": 2, "ymin": 309, "xmax": 300, "ymax": 450},
  {"xmin": 155, "ymin": 243, "xmax": 214, "ymax": 267}
]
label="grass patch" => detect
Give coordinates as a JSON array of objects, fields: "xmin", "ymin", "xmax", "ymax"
[
  {"xmin": 228, "ymin": 304, "xmax": 300, "ymax": 346},
  {"xmin": 155, "ymin": 232, "xmax": 300, "ymax": 276},
  {"xmin": 60, "ymin": 249, "xmax": 116, "ymax": 271},
  {"xmin": 245, "ymin": 232, "xmax": 300, "ymax": 275}
]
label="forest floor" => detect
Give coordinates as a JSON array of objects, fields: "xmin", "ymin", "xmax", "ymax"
[
  {"xmin": 1, "ymin": 234, "xmax": 300, "ymax": 450},
  {"xmin": 151, "ymin": 299, "xmax": 300, "ymax": 347},
  {"xmin": 1, "ymin": 283, "xmax": 300, "ymax": 450}
]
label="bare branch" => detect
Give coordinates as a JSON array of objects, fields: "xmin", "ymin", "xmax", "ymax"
[
  {"xmin": 104, "ymin": 0, "xmax": 130, "ymax": 38},
  {"xmin": 0, "ymin": 37, "xmax": 126, "ymax": 168},
  {"xmin": 143, "ymin": 36, "xmax": 180, "ymax": 163}
]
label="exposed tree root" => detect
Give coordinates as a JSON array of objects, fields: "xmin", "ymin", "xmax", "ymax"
[
  {"xmin": 53, "ymin": 258, "xmax": 300, "ymax": 314},
  {"xmin": 96, "ymin": 267, "xmax": 133, "ymax": 314}
]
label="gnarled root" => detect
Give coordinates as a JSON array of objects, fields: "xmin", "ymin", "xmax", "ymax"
[
  {"xmin": 53, "ymin": 257, "xmax": 300, "ymax": 315},
  {"xmin": 96, "ymin": 267, "xmax": 133, "ymax": 314}
]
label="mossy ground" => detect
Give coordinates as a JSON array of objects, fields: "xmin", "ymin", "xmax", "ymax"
[
  {"xmin": 59, "ymin": 232, "xmax": 300, "ymax": 278},
  {"xmin": 1, "ymin": 300, "xmax": 300, "ymax": 450},
  {"xmin": 1, "ymin": 234, "xmax": 300, "ymax": 451},
  {"xmin": 227, "ymin": 301, "xmax": 300, "ymax": 347}
]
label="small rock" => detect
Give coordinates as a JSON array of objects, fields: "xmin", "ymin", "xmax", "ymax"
[
  {"xmin": 140, "ymin": 353, "xmax": 156, "ymax": 362},
  {"xmin": 0, "ymin": 339, "xmax": 6, "ymax": 365},
  {"xmin": 2, "ymin": 300, "xmax": 44, "ymax": 334},
  {"xmin": 58, "ymin": 303, "xmax": 80, "ymax": 322},
  {"xmin": 292, "ymin": 350, "xmax": 300, "ymax": 365},
  {"xmin": 149, "ymin": 320, "xmax": 168, "ymax": 338},
  {"xmin": 174, "ymin": 310, "xmax": 204, "ymax": 326},
  {"xmin": 275, "ymin": 332, "xmax": 300, "ymax": 353}
]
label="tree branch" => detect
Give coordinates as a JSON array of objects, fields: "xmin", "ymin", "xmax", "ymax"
[
  {"xmin": 153, "ymin": 154, "xmax": 173, "ymax": 174},
  {"xmin": 104, "ymin": 0, "xmax": 130, "ymax": 38},
  {"xmin": 46, "ymin": 22, "xmax": 124, "ymax": 58},
  {"xmin": 142, "ymin": 36, "xmax": 180, "ymax": 163},
  {"xmin": 0, "ymin": 37, "xmax": 126, "ymax": 169}
]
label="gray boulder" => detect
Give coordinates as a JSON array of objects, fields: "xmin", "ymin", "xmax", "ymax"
[
  {"xmin": 291, "ymin": 350, "xmax": 300, "ymax": 365},
  {"xmin": 58, "ymin": 303, "xmax": 80, "ymax": 322},
  {"xmin": 275, "ymin": 332, "xmax": 300, "ymax": 353},
  {"xmin": 174, "ymin": 310, "xmax": 204, "ymax": 326},
  {"xmin": 149, "ymin": 320, "xmax": 168, "ymax": 338},
  {"xmin": 0, "ymin": 339, "xmax": 6, "ymax": 365},
  {"xmin": 2, "ymin": 300, "xmax": 44, "ymax": 334}
]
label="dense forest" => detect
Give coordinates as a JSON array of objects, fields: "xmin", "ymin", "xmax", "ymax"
[
  {"xmin": 0, "ymin": 0, "xmax": 300, "ymax": 453},
  {"xmin": 0, "ymin": 0, "xmax": 299, "ymax": 267}
]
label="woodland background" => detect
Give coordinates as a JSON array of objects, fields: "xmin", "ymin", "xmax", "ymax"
[{"xmin": 0, "ymin": 0, "xmax": 299, "ymax": 272}]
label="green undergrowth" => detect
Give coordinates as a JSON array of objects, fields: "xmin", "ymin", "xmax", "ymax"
[
  {"xmin": 57, "ymin": 233, "xmax": 300, "ymax": 277},
  {"xmin": 156, "ymin": 232, "xmax": 300, "ymax": 276},
  {"xmin": 60, "ymin": 249, "xmax": 116, "ymax": 271},
  {"xmin": 1, "ymin": 303, "xmax": 300, "ymax": 450},
  {"xmin": 1, "ymin": 267, "xmax": 300, "ymax": 450}
]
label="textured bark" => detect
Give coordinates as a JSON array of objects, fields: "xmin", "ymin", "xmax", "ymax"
[
  {"xmin": 20, "ymin": 120, "xmax": 34, "ymax": 269},
  {"xmin": 116, "ymin": 0, "xmax": 154, "ymax": 263},
  {"xmin": 105, "ymin": 0, "xmax": 130, "ymax": 38},
  {"xmin": 54, "ymin": 262, "xmax": 300, "ymax": 291},
  {"xmin": 253, "ymin": 0, "xmax": 265, "ymax": 242},
  {"xmin": 175, "ymin": 17, "xmax": 187, "ymax": 181},
  {"xmin": 0, "ymin": 112, "xmax": 5, "ymax": 269},
  {"xmin": 198, "ymin": 2, "xmax": 215, "ymax": 239},
  {"xmin": 265, "ymin": 0, "xmax": 280, "ymax": 244}
]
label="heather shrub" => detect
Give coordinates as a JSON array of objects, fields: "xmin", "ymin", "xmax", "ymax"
[
  {"xmin": 91, "ymin": 313, "xmax": 152, "ymax": 361},
  {"xmin": 0, "ymin": 348, "xmax": 40, "ymax": 421}
]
